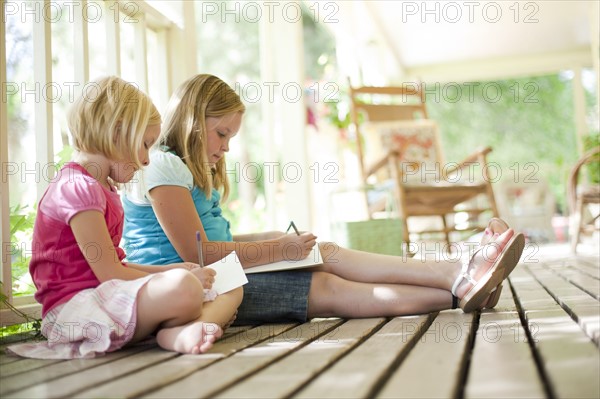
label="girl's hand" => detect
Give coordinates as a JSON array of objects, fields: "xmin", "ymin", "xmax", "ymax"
[
  {"xmin": 169, "ymin": 262, "xmax": 201, "ymax": 271},
  {"xmin": 189, "ymin": 267, "xmax": 217, "ymax": 290},
  {"xmin": 279, "ymin": 232, "xmax": 317, "ymax": 261}
]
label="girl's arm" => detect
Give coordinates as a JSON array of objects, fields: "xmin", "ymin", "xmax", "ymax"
[
  {"xmin": 149, "ymin": 186, "xmax": 316, "ymax": 268},
  {"xmin": 233, "ymin": 231, "xmax": 285, "ymax": 242},
  {"xmin": 70, "ymin": 210, "xmax": 150, "ymax": 282},
  {"xmin": 125, "ymin": 262, "xmax": 198, "ymax": 273},
  {"xmin": 70, "ymin": 209, "xmax": 216, "ymax": 287}
]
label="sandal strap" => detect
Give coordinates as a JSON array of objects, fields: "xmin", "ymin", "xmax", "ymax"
[
  {"xmin": 451, "ymin": 295, "xmax": 459, "ymax": 309},
  {"xmin": 451, "ymin": 247, "xmax": 483, "ymax": 296}
]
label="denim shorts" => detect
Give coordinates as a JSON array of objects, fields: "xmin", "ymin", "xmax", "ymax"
[{"xmin": 233, "ymin": 270, "xmax": 313, "ymax": 325}]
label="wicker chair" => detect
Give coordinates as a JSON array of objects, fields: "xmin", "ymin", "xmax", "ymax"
[{"xmin": 568, "ymin": 146, "xmax": 600, "ymax": 253}]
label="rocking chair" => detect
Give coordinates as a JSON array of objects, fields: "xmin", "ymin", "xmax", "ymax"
[{"xmin": 348, "ymin": 83, "xmax": 499, "ymax": 251}]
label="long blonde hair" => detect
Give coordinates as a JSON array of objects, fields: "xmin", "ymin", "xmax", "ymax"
[
  {"xmin": 68, "ymin": 76, "xmax": 161, "ymax": 168},
  {"xmin": 161, "ymin": 74, "xmax": 245, "ymax": 201}
]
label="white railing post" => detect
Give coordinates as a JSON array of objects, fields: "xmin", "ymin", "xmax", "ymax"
[
  {"xmin": 33, "ymin": 0, "xmax": 54, "ymax": 201},
  {"xmin": 1, "ymin": 0, "xmax": 12, "ymax": 303}
]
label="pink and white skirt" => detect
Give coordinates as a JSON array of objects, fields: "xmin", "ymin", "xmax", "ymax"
[{"xmin": 7, "ymin": 276, "xmax": 217, "ymax": 359}]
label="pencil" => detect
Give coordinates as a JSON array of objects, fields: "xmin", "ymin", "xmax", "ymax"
[
  {"xmin": 287, "ymin": 221, "xmax": 300, "ymax": 236},
  {"xmin": 196, "ymin": 231, "xmax": 205, "ymax": 268}
]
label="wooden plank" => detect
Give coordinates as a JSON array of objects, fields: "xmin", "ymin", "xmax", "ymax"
[
  {"xmin": 465, "ymin": 286, "xmax": 546, "ymax": 398},
  {"xmin": 377, "ymin": 311, "xmax": 476, "ymax": 398},
  {"xmin": 511, "ymin": 267, "xmax": 600, "ymax": 398},
  {"xmin": 3, "ymin": 344, "xmax": 158, "ymax": 398},
  {"xmin": 527, "ymin": 264, "xmax": 600, "ymax": 343},
  {"xmin": 76, "ymin": 323, "xmax": 298, "ymax": 398},
  {"xmin": 0, "ymin": 356, "xmax": 62, "ymax": 379},
  {"xmin": 507, "ymin": 268, "xmax": 560, "ymax": 312},
  {"xmin": 295, "ymin": 315, "xmax": 432, "ymax": 399},
  {"xmin": 0, "ymin": 354, "xmax": 21, "ymax": 365},
  {"xmin": 217, "ymin": 318, "xmax": 386, "ymax": 398},
  {"xmin": 0, "ymin": 332, "xmax": 40, "ymax": 366},
  {"xmin": 547, "ymin": 262, "xmax": 600, "ymax": 299},
  {"xmin": 522, "ymin": 309, "xmax": 600, "ymax": 398},
  {"xmin": 573, "ymin": 258, "xmax": 600, "ymax": 279},
  {"xmin": 141, "ymin": 319, "xmax": 344, "ymax": 398}
]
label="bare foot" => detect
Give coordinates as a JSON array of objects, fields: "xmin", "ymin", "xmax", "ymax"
[
  {"xmin": 453, "ymin": 229, "xmax": 515, "ymax": 300},
  {"xmin": 156, "ymin": 321, "xmax": 223, "ymax": 354},
  {"xmin": 223, "ymin": 310, "xmax": 238, "ymax": 331}
]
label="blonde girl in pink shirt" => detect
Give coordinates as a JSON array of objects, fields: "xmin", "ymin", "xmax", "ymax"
[{"xmin": 9, "ymin": 76, "xmax": 241, "ymax": 359}]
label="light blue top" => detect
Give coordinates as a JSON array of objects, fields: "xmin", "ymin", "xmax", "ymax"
[{"xmin": 122, "ymin": 149, "xmax": 232, "ymax": 265}]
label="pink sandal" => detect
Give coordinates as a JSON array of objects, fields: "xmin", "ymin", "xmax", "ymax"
[
  {"xmin": 480, "ymin": 218, "xmax": 510, "ymax": 309},
  {"xmin": 452, "ymin": 230, "xmax": 525, "ymax": 313}
]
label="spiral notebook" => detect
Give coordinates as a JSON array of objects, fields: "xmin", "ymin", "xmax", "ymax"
[{"xmin": 245, "ymin": 245, "xmax": 323, "ymax": 274}]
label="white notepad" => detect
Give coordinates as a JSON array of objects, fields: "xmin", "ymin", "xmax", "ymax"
[
  {"xmin": 206, "ymin": 251, "xmax": 248, "ymax": 294},
  {"xmin": 245, "ymin": 245, "xmax": 323, "ymax": 274}
]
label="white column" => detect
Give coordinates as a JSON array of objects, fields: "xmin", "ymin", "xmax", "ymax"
[
  {"xmin": 259, "ymin": 10, "xmax": 277, "ymax": 230},
  {"xmin": 105, "ymin": 0, "xmax": 121, "ymax": 76},
  {"xmin": 154, "ymin": 28, "xmax": 171, "ymax": 111},
  {"xmin": 259, "ymin": 1, "xmax": 312, "ymax": 230},
  {"xmin": 74, "ymin": 0, "xmax": 89, "ymax": 87},
  {"xmin": 134, "ymin": 12, "xmax": 148, "ymax": 91},
  {"xmin": 33, "ymin": 0, "xmax": 53, "ymax": 200},
  {"xmin": 182, "ymin": 0, "xmax": 198, "ymax": 77},
  {"xmin": 591, "ymin": 0, "xmax": 600, "ymax": 119},
  {"xmin": 573, "ymin": 67, "xmax": 588, "ymax": 155},
  {"xmin": 1, "ymin": 0, "xmax": 11, "ymax": 301}
]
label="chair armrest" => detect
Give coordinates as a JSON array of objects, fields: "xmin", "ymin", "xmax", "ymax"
[
  {"xmin": 568, "ymin": 146, "xmax": 600, "ymax": 214},
  {"xmin": 444, "ymin": 146, "xmax": 493, "ymax": 177},
  {"xmin": 365, "ymin": 151, "xmax": 395, "ymax": 177}
]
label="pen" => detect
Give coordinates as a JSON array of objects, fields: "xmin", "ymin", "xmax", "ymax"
[
  {"xmin": 196, "ymin": 231, "xmax": 205, "ymax": 268},
  {"xmin": 286, "ymin": 221, "xmax": 300, "ymax": 236}
]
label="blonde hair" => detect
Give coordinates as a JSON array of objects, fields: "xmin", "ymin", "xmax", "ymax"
[
  {"xmin": 161, "ymin": 74, "xmax": 245, "ymax": 201},
  {"xmin": 68, "ymin": 76, "xmax": 161, "ymax": 169}
]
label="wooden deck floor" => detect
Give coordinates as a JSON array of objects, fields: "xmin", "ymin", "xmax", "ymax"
[{"xmin": 1, "ymin": 244, "xmax": 599, "ymax": 398}]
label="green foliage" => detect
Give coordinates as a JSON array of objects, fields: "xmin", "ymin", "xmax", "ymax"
[
  {"xmin": 0, "ymin": 282, "xmax": 41, "ymax": 336},
  {"xmin": 0, "ymin": 322, "xmax": 41, "ymax": 339},
  {"xmin": 323, "ymin": 101, "xmax": 352, "ymax": 130},
  {"xmin": 7, "ymin": 145, "xmax": 73, "ymax": 299},
  {"xmin": 9, "ymin": 204, "xmax": 37, "ymax": 296},
  {"xmin": 55, "ymin": 145, "xmax": 73, "ymax": 168},
  {"xmin": 426, "ymin": 74, "xmax": 579, "ymax": 214}
]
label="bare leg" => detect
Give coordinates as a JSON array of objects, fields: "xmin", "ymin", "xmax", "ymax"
[
  {"xmin": 307, "ymin": 272, "xmax": 451, "ymax": 318},
  {"xmin": 132, "ymin": 269, "xmax": 222, "ymax": 354},
  {"xmin": 316, "ymin": 242, "xmax": 461, "ymax": 290},
  {"xmin": 307, "ymin": 230, "xmax": 517, "ymax": 317},
  {"xmin": 316, "ymin": 229, "xmax": 514, "ymax": 291},
  {"xmin": 197, "ymin": 287, "xmax": 244, "ymax": 328}
]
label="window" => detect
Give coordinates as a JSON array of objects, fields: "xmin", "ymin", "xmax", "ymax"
[{"xmin": 1, "ymin": 0, "xmax": 183, "ymax": 327}]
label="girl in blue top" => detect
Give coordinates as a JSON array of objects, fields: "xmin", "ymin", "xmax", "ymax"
[{"xmin": 123, "ymin": 74, "xmax": 525, "ymax": 324}]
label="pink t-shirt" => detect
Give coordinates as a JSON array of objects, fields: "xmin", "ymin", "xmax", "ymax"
[{"xmin": 30, "ymin": 162, "xmax": 126, "ymax": 317}]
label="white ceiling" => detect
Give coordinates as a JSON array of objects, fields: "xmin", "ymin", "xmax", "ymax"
[{"xmin": 327, "ymin": 0, "xmax": 598, "ymax": 83}]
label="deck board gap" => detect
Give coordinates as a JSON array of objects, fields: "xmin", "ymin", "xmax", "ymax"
[
  {"xmin": 524, "ymin": 264, "xmax": 600, "ymax": 346},
  {"xmin": 508, "ymin": 276, "xmax": 557, "ymax": 399},
  {"xmin": 285, "ymin": 318, "xmax": 390, "ymax": 398},
  {"xmin": 549, "ymin": 265, "xmax": 600, "ymax": 300},
  {"xmin": 454, "ymin": 310, "xmax": 481, "ymax": 399},
  {"xmin": 205, "ymin": 320, "xmax": 346, "ymax": 398},
  {"xmin": 131, "ymin": 323, "xmax": 302, "ymax": 399},
  {"xmin": 366, "ymin": 312, "xmax": 437, "ymax": 398}
]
